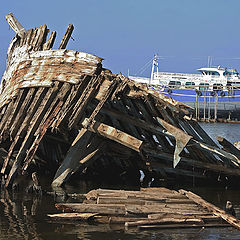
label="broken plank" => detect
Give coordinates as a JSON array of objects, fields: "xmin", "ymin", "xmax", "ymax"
[
  {"xmin": 1, "ymin": 87, "xmax": 47, "ymax": 175},
  {"xmin": 58, "ymin": 24, "xmax": 74, "ymax": 49},
  {"xmin": 55, "ymin": 203, "xmax": 126, "ymax": 215},
  {"xmin": 5, "ymin": 83, "xmax": 61, "ymax": 187},
  {"xmin": 82, "ymin": 118, "xmax": 143, "ymax": 152},
  {"xmin": 5, "ymin": 13, "xmax": 26, "ymax": 38},
  {"xmin": 179, "ymin": 189, "xmax": 240, "ymax": 231},
  {"xmin": 7, "ymin": 88, "xmax": 35, "ymax": 138},
  {"xmin": 47, "ymin": 213, "xmax": 98, "ymax": 221},
  {"xmin": 217, "ymin": 136, "xmax": 240, "ymax": 158},
  {"xmin": 52, "ymin": 129, "xmax": 104, "ymax": 187},
  {"xmin": 43, "ymin": 31, "xmax": 56, "ymax": 50},
  {"xmin": 68, "ymin": 75, "xmax": 105, "ymax": 129},
  {"xmin": 125, "ymin": 217, "xmax": 203, "ymax": 227}
]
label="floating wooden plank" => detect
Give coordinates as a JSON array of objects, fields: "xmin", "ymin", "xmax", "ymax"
[
  {"xmin": 180, "ymin": 189, "xmax": 240, "ymax": 230},
  {"xmin": 54, "ymin": 188, "xmax": 233, "ymax": 230},
  {"xmin": 48, "ymin": 213, "xmax": 98, "ymax": 220}
]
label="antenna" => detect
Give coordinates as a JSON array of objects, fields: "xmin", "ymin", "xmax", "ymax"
[
  {"xmin": 207, "ymin": 56, "xmax": 213, "ymax": 67},
  {"xmin": 150, "ymin": 54, "xmax": 159, "ymax": 84}
]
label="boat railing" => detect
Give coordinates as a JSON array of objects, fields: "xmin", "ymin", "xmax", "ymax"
[{"xmin": 166, "ymin": 84, "xmax": 240, "ymax": 92}]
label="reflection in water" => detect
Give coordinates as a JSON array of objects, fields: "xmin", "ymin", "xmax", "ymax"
[{"xmin": 0, "ymin": 190, "xmax": 42, "ymax": 240}]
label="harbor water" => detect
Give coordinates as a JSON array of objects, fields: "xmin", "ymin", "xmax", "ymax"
[{"xmin": 0, "ymin": 123, "xmax": 240, "ymax": 240}]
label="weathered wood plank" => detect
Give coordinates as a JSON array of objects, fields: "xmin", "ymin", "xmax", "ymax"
[
  {"xmin": 5, "ymin": 83, "xmax": 61, "ymax": 187},
  {"xmin": 52, "ymin": 75, "xmax": 90, "ymax": 128},
  {"xmin": 5, "ymin": 13, "xmax": 26, "ymax": 37},
  {"xmin": 22, "ymin": 100, "xmax": 63, "ymax": 172},
  {"xmin": 1, "ymin": 88, "xmax": 47, "ymax": 175},
  {"xmin": 125, "ymin": 217, "xmax": 203, "ymax": 227},
  {"xmin": 96, "ymin": 196, "xmax": 193, "ymax": 205},
  {"xmin": 217, "ymin": 136, "xmax": 240, "ymax": 158},
  {"xmin": 180, "ymin": 189, "xmax": 240, "ymax": 230},
  {"xmin": 69, "ymin": 75, "xmax": 105, "ymax": 128},
  {"xmin": 48, "ymin": 213, "xmax": 98, "ymax": 220},
  {"xmin": 82, "ymin": 118, "xmax": 143, "ymax": 152},
  {"xmin": 52, "ymin": 129, "xmax": 104, "ymax": 187},
  {"xmin": 58, "ymin": 24, "xmax": 74, "ymax": 49},
  {"xmin": 33, "ymin": 24, "xmax": 48, "ymax": 50},
  {"xmin": 8, "ymin": 88, "xmax": 36, "ymax": 138},
  {"xmin": 0, "ymin": 89, "xmax": 26, "ymax": 138},
  {"xmin": 56, "ymin": 203, "xmax": 126, "ymax": 215},
  {"xmin": 43, "ymin": 31, "xmax": 56, "ymax": 50}
]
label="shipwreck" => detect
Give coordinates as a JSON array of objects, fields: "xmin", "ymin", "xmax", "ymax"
[{"xmin": 0, "ymin": 13, "xmax": 240, "ymax": 190}]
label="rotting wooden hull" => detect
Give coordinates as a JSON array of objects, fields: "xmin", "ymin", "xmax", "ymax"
[{"xmin": 1, "ymin": 14, "xmax": 240, "ymax": 189}]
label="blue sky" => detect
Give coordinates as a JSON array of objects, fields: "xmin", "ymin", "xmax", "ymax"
[{"xmin": 1, "ymin": 0, "xmax": 240, "ymax": 77}]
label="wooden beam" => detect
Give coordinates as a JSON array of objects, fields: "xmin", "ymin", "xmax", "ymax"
[
  {"xmin": 144, "ymin": 148, "xmax": 240, "ymax": 176},
  {"xmin": 217, "ymin": 136, "xmax": 240, "ymax": 158},
  {"xmin": 5, "ymin": 13, "xmax": 26, "ymax": 38},
  {"xmin": 180, "ymin": 189, "xmax": 240, "ymax": 231},
  {"xmin": 43, "ymin": 31, "xmax": 56, "ymax": 50},
  {"xmin": 52, "ymin": 129, "xmax": 103, "ymax": 187},
  {"xmin": 82, "ymin": 118, "xmax": 143, "ymax": 152},
  {"xmin": 58, "ymin": 24, "xmax": 74, "ymax": 49}
]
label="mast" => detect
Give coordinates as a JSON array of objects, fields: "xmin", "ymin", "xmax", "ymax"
[{"xmin": 150, "ymin": 54, "xmax": 159, "ymax": 84}]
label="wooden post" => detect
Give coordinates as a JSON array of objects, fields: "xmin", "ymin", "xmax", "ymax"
[{"xmin": 214, "ymin": 93, "xmax": 218, "ymax": 121}]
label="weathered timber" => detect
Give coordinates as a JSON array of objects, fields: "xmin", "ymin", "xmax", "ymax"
[
  {"xmin": 5, "ymin": 13, "xmax": 26, "ymax": 38},
  {"xmin": 53, "ymin": 188, "xmax": 235, "ymax": 230},
  {"xmin": 179, "ymin": 189, "xmax": 240, "ymax": 230},
  {"xmin": 47, "ymin": 213, "xmax": 98, "ymax": 221},
  {"xmin": 58, "ymin": 24, "xmax": 74, "ymax": 49},
  {"xmin": 43, "ymin": 31, "xmax": 56, "ymax": 50},
  {"xmin": 52, "ymin": 129, "xmax": 104, "ymax": 187},
  {"xmin": 217, "ymin": 136, "xmax": 240, "ymax": 158},
  {"xmin": 125, "ymin": 217, "xmax": 203, "ymax": 227},
  {"xmin": 1, "ymin": 13, "xmax": 240, "ymax": 189},
  {"xmin": 82, "ymin": 118, "xmax": 143, "ymax": 152}
]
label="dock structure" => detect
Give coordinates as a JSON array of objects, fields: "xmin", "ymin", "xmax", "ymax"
[
  {"xmin": 50, "ymin": 188, "xmax": 240, "ymax": 230},
  {"xmin": 1, "ymin": 14, "xmax": 240, "ymax": 189}
]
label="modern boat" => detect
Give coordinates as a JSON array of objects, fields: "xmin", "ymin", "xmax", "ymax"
[{"xmin": 129, "ymin": 55, "xmax": 240, "ymax": 120}]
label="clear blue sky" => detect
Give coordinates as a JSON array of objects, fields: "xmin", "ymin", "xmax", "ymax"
[{"xmin": 1, "ymin": 0, "xmax": 240, "ymax": 78}]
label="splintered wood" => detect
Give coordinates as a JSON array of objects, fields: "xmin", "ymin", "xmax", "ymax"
[
  {"xmin": 1, "ymin": 13, "xmax": 240, "ymax": 189},
  {"xmin": 51, "ymin": 188, "xmax": 239, "ymax": 230}
]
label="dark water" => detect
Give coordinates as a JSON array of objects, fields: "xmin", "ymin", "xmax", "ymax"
[{"xmin": 0, "ymin": 123, "xmax": 240, "ymax": 240}]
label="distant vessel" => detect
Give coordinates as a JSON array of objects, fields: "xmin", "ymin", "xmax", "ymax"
[{"xmin": 129, "ymin": 55, "xmax": 240, "ymax": 121}]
